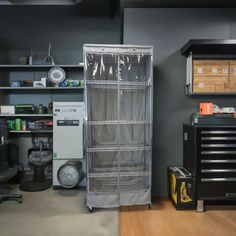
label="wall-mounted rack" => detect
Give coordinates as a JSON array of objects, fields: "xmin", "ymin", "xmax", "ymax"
[
  {"xmin": 181, "ymin": 39, "xmax": 236, "ymax": 95},
  {"xmin": 0, "ymin": 87, "xmax": 83, "ymax": 90},
  {"xmin": 181, "ymin": 39, "xmax": 236, "ymax": 56},
  {"xmin": 0, "ymin": 114, "xmax": 53, "ymax": 117},
  {"xmin": 0, "ymin": 64, "xmax": 84, "ymax": 69},
  {"xmin": 9, "ymin": 130, "xmax": 53, "ymax": 134}
]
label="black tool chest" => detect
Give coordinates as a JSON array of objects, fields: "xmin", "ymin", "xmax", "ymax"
[{"xmin": 183, "ymin": 124, "xmax": 236, "ymax": 211}]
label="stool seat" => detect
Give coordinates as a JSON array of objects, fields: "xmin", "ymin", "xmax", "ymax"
[{"xmin": 29, "ymin": 150, "xmax": 52, "ymax": 166}]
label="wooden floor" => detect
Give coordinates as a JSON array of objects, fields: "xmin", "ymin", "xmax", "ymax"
[{"xmin": 120, "ymin": 199, "xmax": 236, "ymax": 236}]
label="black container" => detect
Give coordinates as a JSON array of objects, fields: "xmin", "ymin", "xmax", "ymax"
[
  {"xmin": 168, "ymin": 167, "xmax": 196, "ymax": 210},
  {"xmin": 0, "ymin": 143, "xmax": 8, "ymax": 171},
  {"xmin": 0, "ymin": 119, "xmax": 9, "ymax": 172}
]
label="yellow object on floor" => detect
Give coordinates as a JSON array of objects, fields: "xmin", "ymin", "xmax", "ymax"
[{"xmin": 168, "ymin": 167, "xmax": 195, "ymax": 210}]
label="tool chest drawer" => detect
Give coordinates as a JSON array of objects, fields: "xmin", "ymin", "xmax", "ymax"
[
  {"xmin": 183, "ymin": 124, "xmax": 236, "ymax": 202},
  {"xmin": 198, "ymin": 182, "xmax": 236, "ymax": 199},
  {"xmin": 199, "ymin": 128, "xmax": 236, "ymax": 178}
]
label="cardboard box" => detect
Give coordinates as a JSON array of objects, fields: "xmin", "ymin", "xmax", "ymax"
[
  {"xmin": 194, "ymin": 76, "xmax": 228, "ymax": 84},
  {"xmin": 192, "ymin": 60, "xmax": 231, "ymax": 93},
  {"xmin": 168, "ymin": 167, "xmax": 195, "ymax": 210},
  {"xmin": 193, "ymin": 60, "xmax": 229, "ymax": 77},
  {"xmin": 193, "ymin": 82, "xmax": 215, "ymax": 93},
  {"xmin": 225, "ymin": 82, "xmax": 236, "ymax": 92},
  {"xmin": 0, "ymin": 106, "xmax": 15, "ymax": 114},
  {"xmin": 230, "ymin": 60, "xmax": 236, "ymax": 82},
  {"xmin": 215, "ymin": 82, "xmax": 225, "ymax": 92}
]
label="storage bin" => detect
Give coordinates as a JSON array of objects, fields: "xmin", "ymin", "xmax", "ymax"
[{"xmin": 168, "ymin": 166, "xmax": 195, "ymax": 210}]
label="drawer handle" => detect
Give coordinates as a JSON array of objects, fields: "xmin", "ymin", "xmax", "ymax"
[
  {"xmin": 201, "ymin": 131, "xmax": 236, "ymax": 134},
  {"xmin": 201, "ymin": 169, "xmax": 236, "ymax": 173},
  {"xmin": 201, "ymin": 144, "xmax": 236, "ymax": 148},
  {"xmin": 226, "ymin": 193, "xmax": 236, "ymax": 198},
  {"xmin": 201, "ymin": 151, "xmax": 236, "ymax": 155},
  {"xmin": 201, "ymin": 137, "xmax": 236, "ymax": 140},
  {"xmin": 201, "ymin": 178, "xmax": 236, "ymax": 182},
  {"xmin": 201, "ymin": 160, "xmax": 236, "ymax": 163}
]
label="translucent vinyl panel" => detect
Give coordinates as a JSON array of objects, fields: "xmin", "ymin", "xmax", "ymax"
[
  {"xmin": 87, "ymin": 125, "xmax": 118, "ymax": 146},
  {"xmin": 87, "ymin": 150, "xmax": 151, "ymax": 174},
  {"xmin": 89, "ymin": 176, "xmax": 149, "ymax": 193},
  {"xmin": 86, "ymin": 85, "xmax": 118, "ymax": 121},
  {"xmin": 119, "ymin": 176, "xmax": 150, "ymax": 192},
  {"xmin": 89, "ymin": 177, "xmax": 118, "ymax": 193},
  {"xmin": 119, "ymin": 54, "xmax": 152, "ymax": 83},
  {"xmin": 120, "ymin": 88, "xmax": 151, "ymax": 121},
  {"xmin": 85, "ymin": 53, "xmax": 118, "ymax": 81},
  {"xmin": 120, "ymin": 124, "xmax": 151, "ymax": 146},
  {"xmin": 88, "ymin": 152, "xmax": 118, "ymax": 173},
  {"xmin": 87, "ymin": 124, "xmax": 151, "ymax": 146},
  {"xmin": 119, "ymin": 151, "xmax": 151, "ymax": 172}
]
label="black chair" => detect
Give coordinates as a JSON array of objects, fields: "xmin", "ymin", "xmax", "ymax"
[{"xmin": 0, "ymin": 141, "xmax": 23, "ymax": 203}]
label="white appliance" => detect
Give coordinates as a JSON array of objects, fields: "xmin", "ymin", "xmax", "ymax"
[{"xmin": 53, "ymin": 102, "xmax": 85, "ymax": 188}]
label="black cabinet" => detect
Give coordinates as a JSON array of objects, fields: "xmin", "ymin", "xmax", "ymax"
[{"xmin": 183, "ymin": 124, "xmax": 236, "ymax": 211}]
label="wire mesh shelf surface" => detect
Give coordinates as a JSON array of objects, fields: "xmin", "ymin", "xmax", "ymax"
[
  {"xmin": 88, "ymin": 171, "xmax": 150, "ymax": 178},
  {"xmin": 86, "ymin": 144, "xmax": 152, "ymax": 152},
  {"xmin": 85, "ymin": 120, "xmax": 152, "ymax": 125}
]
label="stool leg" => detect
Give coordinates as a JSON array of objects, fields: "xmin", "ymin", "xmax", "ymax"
[{"xmin": 33, "ymin": 166, "xmax": 46, "ymax": 182}]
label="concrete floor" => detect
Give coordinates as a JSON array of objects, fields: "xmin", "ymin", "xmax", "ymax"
[{"xmin": 0, "ymin": 188, "xmax": 118, "ymax": 236}]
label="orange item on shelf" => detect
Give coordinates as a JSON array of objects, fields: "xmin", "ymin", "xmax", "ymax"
[{"xmin": 199, "ymin": 103, "xmax": 213, "ymax": 115}]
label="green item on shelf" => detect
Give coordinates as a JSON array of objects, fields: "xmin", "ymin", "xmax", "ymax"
[
  {"xmin": 15, "ymin": 118, "xmax": 22, "ymax": 131},
  {"xmin": 80, "ymin": 80, "xmax": 84, "ymax": 87},
  {"xmin": 7, "ymin": 120, "xmax": 15, "ymax": 130}
]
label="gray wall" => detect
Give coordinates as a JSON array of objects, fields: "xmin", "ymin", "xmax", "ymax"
[
  {"xmin": 124, "ymin": 8, "xmax": 236, "ymax": 196},
  {"xmin": 0, "ymin": 6, "xmax": 120, "ymax": 64}
]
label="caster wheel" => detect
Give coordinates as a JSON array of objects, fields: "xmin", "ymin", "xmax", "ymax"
[
  {"xmin": 88, "ymin": 207, "xmax": 94, "ymax": 213},
  {"xmin": 148, "ymin": 204, "xmax": 152, "ymax": 210}
]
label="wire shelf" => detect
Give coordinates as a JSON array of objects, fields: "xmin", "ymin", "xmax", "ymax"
[
  {"xmin": 85, "ymin": 120, "xmax": 152, "ymax": 125},
  {"xmin": 86, "ymin": 144, "xmax": 152, "ymax": 152},
  {"xmin": 85, "ymin": 80, "xmax": 151, "ymax": 86},
  {"xmin": 86, "ymin": 84, "xmax": 149, "ymax": 90},
  {"xmin": 88, "ymin": 171, "xmax": 150, "ymax": 178}
]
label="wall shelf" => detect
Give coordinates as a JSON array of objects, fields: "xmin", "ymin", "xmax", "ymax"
[
  {"xmin": 188, "ymin": 93, "xmax": 236, "ymax": 96},
  {"xmin": 9, "ymin": 130, "xmax": 53, "ymax": 134},
  {"xmin": 0, "ymin": 114, "xmax": 53, "ymax": 117},
  {"xmin": 0, "ymin": 87, "xmax": 83, "ymax": 90},
  {"xmin": 181, "ymin": 39, "xmax": 236, "ymax": 56},
  {"xmin": 182, "ymin": 39, "xmax": 236, "ymax": 95},
  {"xmin": 0, "ymin": 64, "xmax": 84, "ymax": 69}
]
